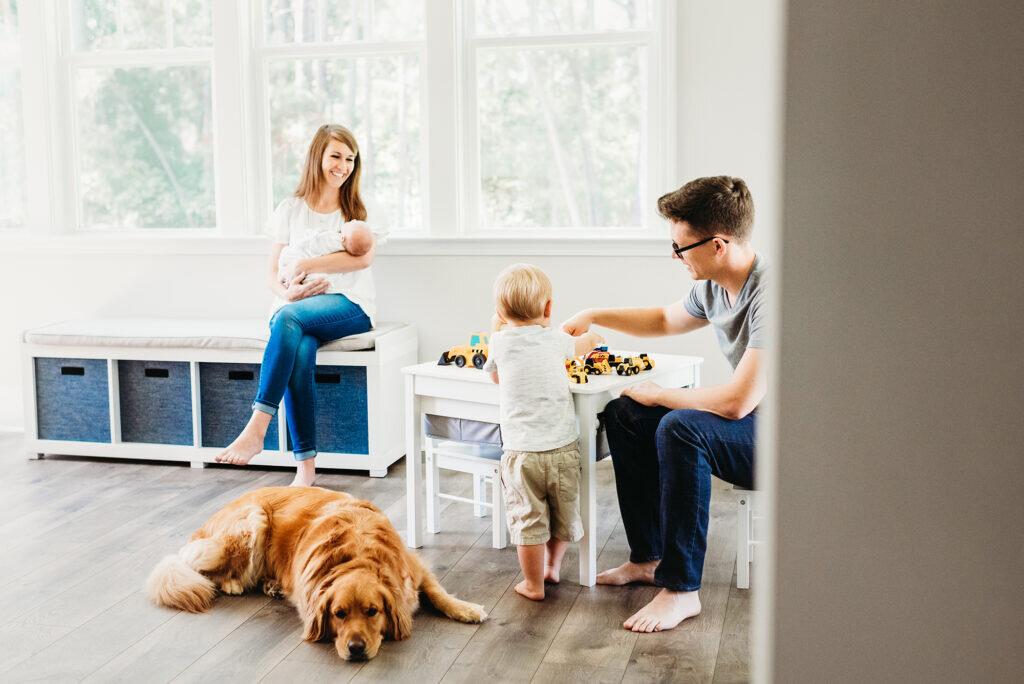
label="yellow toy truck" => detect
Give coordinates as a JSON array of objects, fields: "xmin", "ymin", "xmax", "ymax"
[
  {"xmin": 565, "ymin": 357, "xmax": 588, "ymax": 383},
  {"xmin": 438, "ymin": 333, "xmax": 490, "ymax": 369},
  {"xmin": 616, "ymin": 354, "xmax": 655, "ymax": 375}
]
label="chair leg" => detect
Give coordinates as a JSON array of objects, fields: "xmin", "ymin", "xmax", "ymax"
[
  {"xmin": 737, "ymin": 495, "xmax": 751, "ymax": 589},
  {"xmin": 492, "ymin": 466, "xmax": 507, "ymax": 549},
  {"xmin": 474, "ymin": 474, "xmax": 487, "ymax": 518},
  {"xmin": 425, "ymin": 443, "xmax": 441, "ymax": 534}
]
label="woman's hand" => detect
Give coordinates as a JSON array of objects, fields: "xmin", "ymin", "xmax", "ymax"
[
  {"xmin": 283, "ymin": 273, "xmax": 329, "ymax": 302},
  {"xmin": 277, "ymin": 259, "xmax": 303, "ymax": 285}
]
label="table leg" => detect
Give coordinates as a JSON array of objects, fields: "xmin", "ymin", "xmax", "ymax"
[
  {"xmin": 576, "ymin": 396, "xmax": 598, "ymax": 586},
  {"xmin": 405, "ymin": 375, "xmax": 424, "ymax": 548}
]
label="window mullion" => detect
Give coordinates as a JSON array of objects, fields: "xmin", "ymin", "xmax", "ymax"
[
  {"xmin": 424, "ymin": 0, "xmax": 457, "ymax": 237},
  {"xmin": 211, "ymin": 0, "xmax": 249, "ymax": 235},
  {"xmin": 458, "ymin": 0, "xmax": 478, "ymax": 236},
  {"xmin": 16, "ymin": 0, "xmax": 55, "ymax": 233}
]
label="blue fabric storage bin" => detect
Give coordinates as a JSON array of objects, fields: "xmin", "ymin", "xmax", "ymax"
[
  {"xmin": 118, "ymin": 360, "xmax": 193, "ymax": 445},
  {"xmin": 313, "ymin": 365, "xmax": 368, "ymax": 454},
  {"xmin": 199, "ymin": 362, "xmax": 280, "ymax": 450},
  {"xmin": 34, "ymin": 357, "xmax": 111, "ymax": 443}
]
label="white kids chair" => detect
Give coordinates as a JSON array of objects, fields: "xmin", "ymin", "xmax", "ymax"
[
  {"xmin": 735, "ymin": 486, "xmax": 760, "ymax": 589},
  {"xmin": 422, "ymin": 415, "xmax": 508, "ymax": 549}
]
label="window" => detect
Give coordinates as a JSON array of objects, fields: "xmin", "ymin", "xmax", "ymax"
[
  {"xmin": 258, "ymin": 0, "xmax": 424, "ymax": 231},
  {"xmin": 465, "ymin": 0, "xmax": 665, "ymax": 233},
  {"xmin": 65, "ymin": 0, "xmax": 215, "ymax": 230},
  {"xmin": 0, "ymin": 0, "xmax": 24, "ymax": 228},
  {"xmin": 5, "ymin": 1, "xmax": 674, "ymax": 242}
]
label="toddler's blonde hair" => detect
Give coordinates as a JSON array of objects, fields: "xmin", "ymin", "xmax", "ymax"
[{"xmin": 494, "ymin": 263, "xmax": 552, "ymax": 322}]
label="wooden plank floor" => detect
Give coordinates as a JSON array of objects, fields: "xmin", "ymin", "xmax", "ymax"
[{"xmin": 0, "ymin": 434, "xmax": 752, "ymax": 683}]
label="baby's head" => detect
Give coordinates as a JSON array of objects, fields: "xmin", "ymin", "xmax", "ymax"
[
  {"xmin": 341, "ymin": 220, "xmax": 374, "ymax": 257},
  {"xmin": 493, "ymin": 263, "xmax": 553, "ymax": 326}
]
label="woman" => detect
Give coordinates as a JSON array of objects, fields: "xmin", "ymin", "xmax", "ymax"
[{"xmin": 217, "ymin": 124, "xmax": 385, "ymax": 487}]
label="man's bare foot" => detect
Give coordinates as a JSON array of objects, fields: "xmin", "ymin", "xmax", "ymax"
[
  {"xmin": 216, "ymin": 430, "xmax": 263, "ymax": 465},
  {"xmin": 544, "ymin": 566, "xmax": 560, "ymax": 583},
  {"xmin": 623, "ymin": 589, "xmax": 701, "ymax": 632},
  {"xmin": 289, "ymin": 459, "xmax": 317, "ymax": 487},
  {"xmin": 596, "ymin": 560, "xmax": 659, "ymax": 585},
  {"xmin": 515, "ymin": 579, "xmax": 545, "ymax": 601}
]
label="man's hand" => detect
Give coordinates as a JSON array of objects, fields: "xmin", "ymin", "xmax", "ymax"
[
  {"xmin": 561, "ymin": 309, "xmax": 594, "ymax": 336},
  {"xmin": 621, "ymin": 381, "xmax": 664, "ymax": 407},
  {"xmin": 283, "ymin": 274, "xmax": 328, "ymax": 302}
]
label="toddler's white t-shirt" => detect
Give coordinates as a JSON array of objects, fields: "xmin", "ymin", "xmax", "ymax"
[{"xmin": 482, "ymin": 325, "xmax": 578, "ymax": 452}]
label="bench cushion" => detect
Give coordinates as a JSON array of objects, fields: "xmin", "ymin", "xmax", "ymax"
[{"xmin": 23, "ymin": 318, "xmax": 404, "ymax": 352}]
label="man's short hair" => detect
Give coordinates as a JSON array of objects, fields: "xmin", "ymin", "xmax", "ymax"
[
  {"xmin": 494, "ymin": 263, "xmax": 552, "ymax": 322},
  {"xmin": 657, "ymin": 176, "xmax": 754, "ymax": 240}
]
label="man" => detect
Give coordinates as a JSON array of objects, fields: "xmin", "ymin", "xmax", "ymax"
[{"xmin": 562, "ymin": 176, "xmax": 766, "ymax": 632}]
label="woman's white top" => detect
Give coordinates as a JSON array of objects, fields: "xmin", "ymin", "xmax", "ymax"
[{"xmin": 266, "ymin": 196, "xmax": 389, "ymax": 325}]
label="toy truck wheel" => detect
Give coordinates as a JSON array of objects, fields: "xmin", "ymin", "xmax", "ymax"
[
  {"xmin": 616, "ymin": 365, "xmax": 626, "ymax": 376},
  {"xmin": 454, "ymin": 355, "xmax": 467, "ymax": 368},
  {"xmin": 472, "ymin": 353, "xmax": 486, "ymax": 369}
]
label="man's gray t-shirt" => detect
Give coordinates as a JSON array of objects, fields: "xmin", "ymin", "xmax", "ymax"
[{"xmin": 684, "ymin": 255, "xmax": 767, "ymax": 369}]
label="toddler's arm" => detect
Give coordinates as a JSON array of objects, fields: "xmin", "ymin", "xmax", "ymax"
[{"xmin": 573, "ymin": 331, "xmax": 604, "ymax": 357}]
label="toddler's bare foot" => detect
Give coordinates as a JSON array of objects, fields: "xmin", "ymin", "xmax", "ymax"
[
  {"xmin": 289, "ymin": 459, "xmax": 317, "ymax": 487},
  {"xmin": 216, "ymin": 429, "xmax": 263, "ymax": 465},
  {"xmin": 544, "ymin": 566, "xmax": 560, "ymax": 584},
  {"xmin": 514, "ymin": 579, "xmax": 545, "ymax": 601},
  {"xmin": 623, "ymin": 589, "xmax": 701, "ymax": 632},
  {"xmin": 596, "ymin": 560, "xmax": 658, "ymax": 585}
]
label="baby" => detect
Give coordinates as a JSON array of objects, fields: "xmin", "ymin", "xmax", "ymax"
[{"xmin": 277, "ymin": 220, "xmax": 374, "ymax": 287}]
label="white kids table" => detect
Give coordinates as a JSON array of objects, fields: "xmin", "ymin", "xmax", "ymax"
[{"xmin": 402, "ymin": 352, "xmax": 703, "ymax": 586}]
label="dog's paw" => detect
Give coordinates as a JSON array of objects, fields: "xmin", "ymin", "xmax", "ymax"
[
  {"xmin": 262, "ymin": 580, "xmax": 285, "ymax": 599},
  {"xmin": 220, "ymin": 578, "xmax": 244, "ymax": 595},
  {"xmin": 455, "ymin": 601, "xmax": 488, "ymax": 623}
]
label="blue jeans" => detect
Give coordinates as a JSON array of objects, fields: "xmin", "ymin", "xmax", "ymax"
[
  {"xmin": 253, "ymin": 294, "xmax": 371, "ymax": 461},
  {"xmin": 603, "ymin": 398, "xmax": 756, "ymax": 591}
]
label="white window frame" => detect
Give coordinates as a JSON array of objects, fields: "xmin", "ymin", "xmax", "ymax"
[
  {"xmin": 4, "ymin": 0, "xmax": 677, "ymax": 254},
  {"xmin": 457, "ymin": 0, "xmax": 676, "ymax": 238}
]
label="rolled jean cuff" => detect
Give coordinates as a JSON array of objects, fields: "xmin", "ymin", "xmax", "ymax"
[
  {"xmin": 294, "ymin": 449, "xmax": 317, "ymax": 462},
  {"xmin": 252, "ymin": 400, "xmax": 278, "ymax": 417},
  {"xmin": 629, "ymin": 553, "xmax": 662, "ymax": 564},
  {"xmin": 655, "ymin": 578, "xmax": 701, "ymax": 592}
]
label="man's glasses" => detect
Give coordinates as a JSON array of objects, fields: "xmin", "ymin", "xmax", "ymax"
[{"xmin": 672, "ymin": 236, "xmax": 729, "ymax": 257}]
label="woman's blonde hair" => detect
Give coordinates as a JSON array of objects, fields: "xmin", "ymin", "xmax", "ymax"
[
  {"xmin": 294, "ymin": 124, "xmax": 367, "ymax": 222},
  {"xmin": 494, "ymin": 263, "xmax": 552, "ymax": 322}
]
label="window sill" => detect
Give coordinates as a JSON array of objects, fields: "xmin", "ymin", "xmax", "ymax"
[{"xmin": 0, "ymin": 234, "xmax": 672, "ymax": 257}]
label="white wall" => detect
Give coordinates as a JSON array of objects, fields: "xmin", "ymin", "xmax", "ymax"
[
  {"xmin": 772, "ymin": 0, "xmax": 1024, "ymax": 681},
  {"xmin": 0, "ymin": 3, "xmax": 784, "ymax": 430}
]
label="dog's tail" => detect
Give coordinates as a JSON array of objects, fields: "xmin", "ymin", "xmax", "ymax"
[{"xmin": 145, "ymin": 546, "xmax": 218, "ymax": 613}]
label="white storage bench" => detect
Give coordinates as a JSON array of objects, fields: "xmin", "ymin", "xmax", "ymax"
[{"xmin": 22, "ymin": 319, "xmax": 417, "ymax": 477}]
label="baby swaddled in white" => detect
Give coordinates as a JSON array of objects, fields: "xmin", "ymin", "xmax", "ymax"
[{"xmin": 277, "ymin": 220, "xmax": 374, "ymax": 290}]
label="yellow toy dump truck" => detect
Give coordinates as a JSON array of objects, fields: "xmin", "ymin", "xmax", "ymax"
[
  {"xmin": 438, "ymin": 333, "xmax": 490, "ymax": 369},
  {"xmin": 583, "ymin": 347, "xmax": 614, "ymax": 375},
  {"xmin": 566, "ymin": 357, "xmax": 588, "ymax": 383},
  {"xmin": 616, "ymin": 353, "xmax": 655, "ymax": 375}
]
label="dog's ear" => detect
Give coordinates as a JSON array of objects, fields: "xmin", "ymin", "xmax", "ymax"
[
  {"xmin": 301, "ymin": 582, "xmax": 331, "ymax": 642},
  {"xmin": 381, "ymin": 577, "xmax": 412, "ymax": 641}
]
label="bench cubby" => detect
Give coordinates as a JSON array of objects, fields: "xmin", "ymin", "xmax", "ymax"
[{"xmin": 23, "ymin": 319, "xmax": 417, "ymax": 477}]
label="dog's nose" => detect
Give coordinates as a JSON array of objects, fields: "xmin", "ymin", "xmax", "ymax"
[{"xmin": 347, "ymin": 637, "xmax": 366, "ymax": 655}]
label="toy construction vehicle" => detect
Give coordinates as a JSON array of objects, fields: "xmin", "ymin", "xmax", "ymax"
[
  {"xmin": 616, "ymin": 354, "xmax": 655, "ymax": 375},
  {"xmin": 583, "ymin": 347, "xmax": 614, "ymax": 375},
  {"xmin": 566, "ymin": 357, "xmax": 588, "ymax": 384},
  {"xmin": 438, "ymin": 333, "xmax": 489, "ymax": 369}
]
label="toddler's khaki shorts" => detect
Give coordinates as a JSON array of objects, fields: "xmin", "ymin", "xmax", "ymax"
[{"xmin": 500, "ymin": 442, "xmax": 583, "ymax": 546}]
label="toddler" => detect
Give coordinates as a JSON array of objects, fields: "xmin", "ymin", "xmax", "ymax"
[
  {"xmin": 483, "ymin": 263, "xmax": 603, "ymax": 600},
  {"xmin": 278, "ymin": 219, "xmax": 374, "ymax": 287}
]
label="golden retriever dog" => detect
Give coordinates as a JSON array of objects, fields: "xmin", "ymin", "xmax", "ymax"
[{"xmin": 145, "ymin": 486, "xmax": 487, "ymax": 660}]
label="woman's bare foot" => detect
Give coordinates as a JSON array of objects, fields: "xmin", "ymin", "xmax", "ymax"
[
  {"xmin": 515, "ymin": 579, "xmax": 545, "ymax": 601},
  {"xmin": 623, "ymin": 589, "xmax": 701, "ymax": 632},
  {"xmin": 595, "ymin": 560, "xmax": 658, "ymax": 585},
  {"xmin": 216, "ymin": 412, "xmax": 271, "ymax": 465},
  {"xmin": 290, "ymin": 458, "xmax": 317, "ymax": 487}
]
